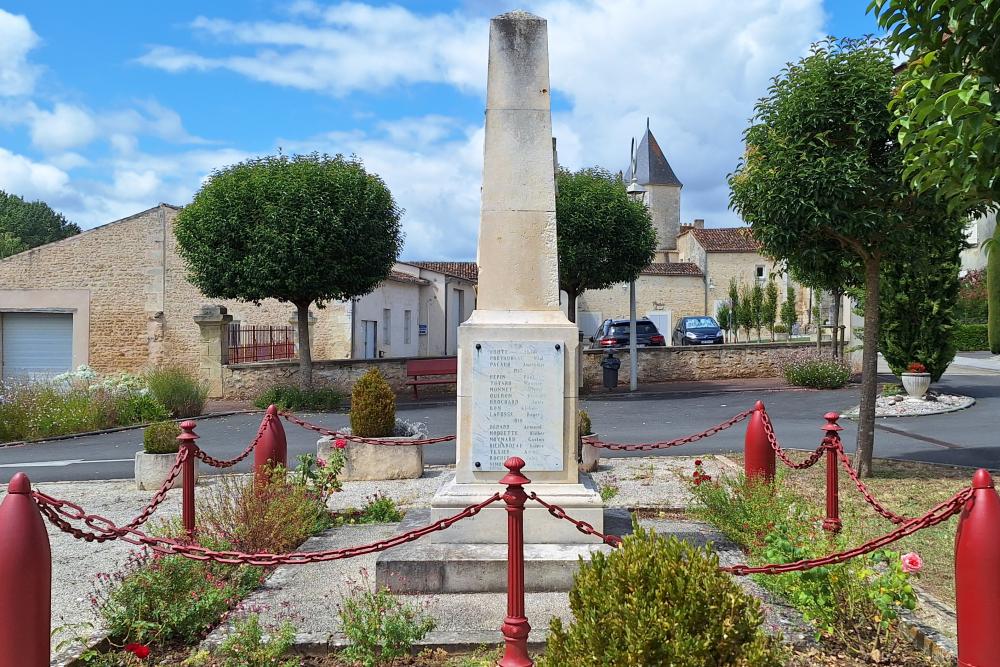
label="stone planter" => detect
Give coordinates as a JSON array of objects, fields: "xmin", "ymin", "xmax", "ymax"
[
  {"xmin": 901, "ymin": 372, "xmax": 931, "ymax": 399},
  {"xmin": 318, "ymin": 434, "xmax": 423, "ymax": 481},
  {"xmin": 135, "ymin": 451, "xmax": 193, "ymax": 491},
  {"xmin": 579, "ymin": 434, "xmax": 600, "ymax": 473}
]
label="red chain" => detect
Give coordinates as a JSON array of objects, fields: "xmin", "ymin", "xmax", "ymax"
[
  {"xmin": 723, "ymin": 486, "xmax": 972, "ymax": 575},
  {"xmin": 761, "ymin": 411, "xmax": 825, "ymax": 469},
  {"xmin": 193, "ymin": 415, "xmax": 269, "ymax": 468},
  {"xmin": 122, "ymin": 447, "xmax": 189, "ymax": 530},
  {"xmin": 833, "ymin": 439, "xmax": 908, "ymax": 524},
  {"xmin": 32, "ymin": 489, "xmax": 502, "ymax": 565},
  {"xmin": 280, "ymin": 412, "xmax": 455, "ymax": 446},
  {"xmin": 582, "ymin": 408, "xmax": 753, "ymax": 452},
  {"xmin": 528, "ymin": 493, "xmax": 622, "ymax": 546}
]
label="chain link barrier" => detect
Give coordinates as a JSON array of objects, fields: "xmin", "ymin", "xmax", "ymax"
[
  {"xmin": 280, "ymin": 411, "xmax": 455, "ymax": 446},
  {"xmin": 32, "ymin": 488, "xmax": 502, "ymax": 565},
  {"xmin": 833, "ymin": 440, "xmax": 908, "ymax": 524},
  {"xmin": 192, "ymin": 416, "xmax": 268, "ymax": 468},
  {"xmin": 528, "ymin": 493, "xmax": 622, "ymax": 546},
  {"xmin": 761, "ymin": 410, "xmax": 825, "ymax": 469},
  {"xmin": 582, "ymin": 408, "xmax": 753, "ymax": 452}
]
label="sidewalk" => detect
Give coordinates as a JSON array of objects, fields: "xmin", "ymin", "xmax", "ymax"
[{"xmin": 951, "ymin": 353, "xmax": 1000, "ymax": 373}]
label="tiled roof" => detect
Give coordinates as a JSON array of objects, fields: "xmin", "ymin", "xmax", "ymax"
[
  {"xmin": 641, "ymin": 262, "xmax": 704, "ymax": 277},
  {"xmin": 387, "ymin": 270, "xmax": 430, "ymax": 286},
  {"xmin": 682, "ymin": 227, "xmax": 760, "ymax": 253},
  {"xmin": 408, "ymin": 261, "xmax": 479, "ymax": 283}
]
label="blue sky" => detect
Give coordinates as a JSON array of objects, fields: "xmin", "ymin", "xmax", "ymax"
[{"xmin": 0, "ymin": 1, "xmax": 881, "ymax": 259}]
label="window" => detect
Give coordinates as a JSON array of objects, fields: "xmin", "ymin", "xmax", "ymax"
[
  {"xmin": 755, "ymin": 265, "xmax": 766, "ymax": 285},
  {"xmin": 382, "ymin": 308, "xmax": 391, "ymax": 345},
  {"xmin": 404, "ymin": 310, "xmax": 412, "ymax": 345}
]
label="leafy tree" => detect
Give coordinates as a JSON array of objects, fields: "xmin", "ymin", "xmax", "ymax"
[
  {"xmin": 728, "ymin": 37, "xmax": 957, "ymax": 476},
  {"xmin": 986, "ymin": 229, "xmax": 1000, "ymax": 353},
  {"xmin": 738, "ymin": 283, "xmax": 755, "ymax": 343},
  {"xmin": 728, "ymin": 278, "xmax": 741, "ymax": 342},
  {"xmin": 0, "ymin": 191, "xmax": 79, "ymax": 250},
  {"xmin": 879, "ymin": 223, "xmax": 963, "ymax": 382},
  {"xmin": 762, "ymin": 280, "xmax": 779, "ymax": 341},
  {"xmin": 873, "ymin": 1, "xmax": 1000, "ymax": 351},
  {"xmin": 556, "ymin": 168, "xmax": 656, "ymax": 322},
  {"xmin": 780, "ymin": 284, "xmax": 798, "ymax": 334},
  {"xmin": 175, "ymin": 153, "xmax": 403, "ymax": 387},
  {"xmin": 750, "ymin": 281, "xmax": 765, "ymax": 342},
  {"xmin": 0, "ymin": 231, "xmax": 27, "ymax": 259},
  {"xmin": 716, "ymin": 302, "xmax": 732, "ymax": 343}
]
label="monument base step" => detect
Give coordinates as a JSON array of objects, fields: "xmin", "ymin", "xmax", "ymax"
[{"xmin": 376, "ymin": 508, "xmax": 632, "ymax": 594}]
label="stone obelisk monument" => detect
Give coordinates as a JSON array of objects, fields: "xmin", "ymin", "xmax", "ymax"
[{"xmin": 430, "ymin": 10, "xmax": 603, "ymax": 543}]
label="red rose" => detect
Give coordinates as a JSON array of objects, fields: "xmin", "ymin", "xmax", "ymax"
[
  {"xmin": 124, "ymin": 643, "xmax": 150, "ymax": 659},
  {"xmin": 334, "ymin": 439, "xmax": 347, "ymax": 449},
  {"xmin": 694, "ymin": 459, "xmax": 703, "ymax": 466}
]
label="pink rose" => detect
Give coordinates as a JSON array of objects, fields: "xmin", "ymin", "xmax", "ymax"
[
  {"xmin": 901, "ymin": 552, "xmax": 923, "ymax": 574},
  {"xmin": 334, "ymin": 439, "xmax": 347, "ymax": 449},
  {"xmin": 316, "ymin": 458, "xmax": 327, "ymax": 468}
]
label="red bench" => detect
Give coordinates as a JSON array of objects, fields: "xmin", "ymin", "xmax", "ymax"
[{"xmin": 405, "ymin": 358, "xmax": 458, "ymax": 399}]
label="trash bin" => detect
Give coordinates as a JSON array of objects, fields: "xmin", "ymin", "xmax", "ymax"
[{"xmin": 601, "ymin": 352, "xmax": 621, "ymax": 389}]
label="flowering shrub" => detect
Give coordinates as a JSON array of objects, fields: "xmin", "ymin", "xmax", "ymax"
[
  {"xmin": 145, "ymin": 367, "xmax": 208, "ymax": 418},
  {"xmin": 905, "ymin": 361, "xmax": 927, "ymax": 374},
  {"xmin": 782, "ymin": 354, "xmax": 852, "ymax": 389},
  {"xmin": 216, "ymin": 613, "xmax": 300, "ymax": 667},
  {"xmin": 692, "ymin": 459, "xmax": 712, "ymax": 486},
  {"xmin": 338, "ymin": 570, "xmax": 435, "ymax": 667},
  {"xmin": 288, "ymin": 452, "xmax": 344, "ymax": 504}
]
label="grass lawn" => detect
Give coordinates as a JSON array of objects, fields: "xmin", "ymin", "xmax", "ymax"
[{"xmin": 728, "ymin": 453, "xmax": 976, "ymax": 604}]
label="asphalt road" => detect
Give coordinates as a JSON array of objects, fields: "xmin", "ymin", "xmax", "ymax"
[{"xmin": 1, "ymin": 371, "xmax": 996, "ymax": 484}]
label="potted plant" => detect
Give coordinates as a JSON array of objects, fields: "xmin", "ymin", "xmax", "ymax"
[
  {"xmin": 135, "ymin": 421, "xmax": 192, "ymax": 490},
  {"xmin": 900, "ymin": 361, "xmax": 931, "ymax": 399}
]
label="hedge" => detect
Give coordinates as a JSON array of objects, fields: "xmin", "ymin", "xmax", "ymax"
[{"xmin": 953, "ymin": 323, "xmax": 989, "ymax": 351}]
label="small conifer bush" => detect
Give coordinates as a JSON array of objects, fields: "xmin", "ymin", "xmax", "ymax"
[
  {"xmin": 143, "ymin": 421, "xmax": 181, "ymax": 455},
  {"xmin": 540, "ymin": 527, "xmax": 784, "ymax": 667},
  {"xmin": 349, "ymin": 368, "xmax": 396, "ymax": 437}
]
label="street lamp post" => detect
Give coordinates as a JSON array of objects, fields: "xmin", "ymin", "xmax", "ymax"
[{"xmin": 625, "ymin": 170, "xmax": 646, "ymax": 393}]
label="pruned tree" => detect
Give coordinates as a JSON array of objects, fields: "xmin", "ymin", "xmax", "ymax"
[
  {"xmin": 750, "ymin": 281, "xmax": 765, "ymax": 342},
  {"xmin": 0, "ymin": 191, "xmax": 79, "ymax": 251},
  {"xmin": 763, "ymin": 280, "xmax": 779, "ymax": 341},
  {"xmin": 175, "ymin": 153, "xmax": 403, "ymax": 387},
  {"xmin": 780, "ymin": 284, "xmax": 798, "ymax": 335},
  {"xmin": 716, "ymin": 302, "xmax": 732, "ymax": 343},
  {"xmin": 728, "ymin": 278, "xmax": 741, "ymax": 342},
  {"xmin": 728, "ymin": 37, "xmax": 956, "ymax": 476},
  {"xmin": 555, "ymin": 167, "xmax": 657, "ymax": 323},
  {"xmin": 738, "ymin": 283, "xmax": 755, "ymax": 343}
]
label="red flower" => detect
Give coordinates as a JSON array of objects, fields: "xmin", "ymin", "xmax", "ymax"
[
  {"xmin": 316, "ymin": 458, "xmax": 327, "ymax": 468},
  {"xmin": 694, "ymin": 459, "xmax": 703, "ymax": 466},
  {"xmin": 124, "ymin": 643, "xmax": 150, "ymax": 659},
  {"xmin": 906, "ymin": 361, "xmax": 927, "ymax": 374},
  {"xmin": 334, "ymin": 439, "xmax": 347, "ymax": 449}
]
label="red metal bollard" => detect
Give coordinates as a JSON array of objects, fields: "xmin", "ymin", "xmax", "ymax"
[
  {"xmin": 178, "ymin": 420, "xmax": 198, "ymax": 538},
  {"xmin": 499, "ymin": 457, "xmax": 533, "ymax": 667},
  {"xmin": 821, "ymin": 412, "xmax": 843, "ymax": 533},
  {"xmin": 955, "ymin": 469, "xmax": 1000, "ymax": 667},
  {"xmin": 254, "ymin": 404, "xmax": 288, "ymax": 481},
  {"xmin": 744, "ymin": 400, "xmax": 775, "ymax": 483},
  {"xmin": 0, "ymin": 472, "xmax": 51, "ymax": 667}
]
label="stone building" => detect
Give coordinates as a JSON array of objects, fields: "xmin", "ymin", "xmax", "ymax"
[{"xmin": 0, "ymin": 203, "xmax": 476, "ymax": 382}]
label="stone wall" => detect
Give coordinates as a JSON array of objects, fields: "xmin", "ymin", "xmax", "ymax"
[
  {"xmin": 576, "ymin": 274, "xmax": 706, "ymax": 333},
  {"xmin": 581, "ymin": 341, "xmax": 829, "ymax": 388}
]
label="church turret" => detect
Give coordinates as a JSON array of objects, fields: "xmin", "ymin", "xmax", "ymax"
[{"xmin": 624, "ymin": 120, "xmax": 682, "ymax": 261}]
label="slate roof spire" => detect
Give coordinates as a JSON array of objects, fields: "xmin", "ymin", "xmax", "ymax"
[{"xmin": 624, "ymin": 119, "xmax": 683, "ymax": 187}]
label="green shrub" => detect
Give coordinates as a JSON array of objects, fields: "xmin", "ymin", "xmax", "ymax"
[
  {"xmin": 145, "ymin": 367, "xmax": 208, "ymax": 418},
  {"xmin": 953, "ymin": 323, "xmax": 989, "ymax": 351},
  {"xmin": 349, "ymin": 369, "xmax": 395, "ymax": 437},
  {"xmin": 255, "ymin": 385, "xmax": 342, "ymax": 412},
  {"xmin": 578, "ymin": 410, "xmax": 592, "ymax": 435},
  {"xmin": 540, "ymin": 526, "xmax": 783, "ymax": 667},
  {"xmin": 772, "ymin": 323, "xmax": 789, "ymax": 334},
  {"xmin": 783, "ymin": 355, "xmax": 852, "ymax": 389},
  {"xmin": 338, "ymin": 572, "xmax": 436, "ymax": 667},
  {"xmin": 93, "ymin": 545, "xmax": 262, "ymax": 648},
  {"xmin": 215, "ymin": 614, "xmax": 300, "ymax": 667},
  {"xmin": 113, "ymin": 391, "xmax": 170, "ymax": 425},
  {"xmin": 360, "ymin": 492, "xmax": 403, "ymax": 523},
  {"xmin": 143, "ymin": 420, "xmax": 181, "ymax": 454}
]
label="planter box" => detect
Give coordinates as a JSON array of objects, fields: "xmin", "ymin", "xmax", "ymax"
[
  {"xmin": 580, "ymin": 434, "xmax": 600, "ymax": 473},
  {"xmin": 317, "ymin": 434, "xmax": 423, "ymax": 481},
  {"xmin": 901, "ymin": 372, "xmax": 931, "ymax": 399},
  {"xmin": 134, "ymin": 451, "xmax": 194, "ymax": 491}
]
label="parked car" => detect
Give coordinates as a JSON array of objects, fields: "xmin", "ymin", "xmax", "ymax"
[
  {"xmin": 589, "ymin": 318, "xmax": 666, "ymax": 349},
  {"xmin": 672, "ymin": 316, "xmax": 724, "ymax": 345}
]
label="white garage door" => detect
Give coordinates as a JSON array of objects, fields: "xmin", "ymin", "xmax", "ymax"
[{"xmin": 3, "ymin": 313, "xmax": 73, "ymax": 381}]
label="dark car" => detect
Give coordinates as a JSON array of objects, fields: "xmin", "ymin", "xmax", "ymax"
[
  {"xmin": 589, "ymin": 318, "xmax": 666, "ymax": 349},
  {"xmin": 672, "ymin": 316, "xmax": 724, "ymax": 345}
]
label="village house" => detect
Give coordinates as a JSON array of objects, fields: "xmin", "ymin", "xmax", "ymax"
[{"xmin": 0, "ymin": 203, "xmax": 476, "ymax": 383}]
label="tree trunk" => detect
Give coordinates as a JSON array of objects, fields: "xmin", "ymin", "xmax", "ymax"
[
  {"xmin": 853, "ymin": 257, "xmax": 880, "ymax": 478},
  {"xmin": 566, "ymin": 289, "xmax": 577, "ymax": 324},
  {"xmin": 831, "ymin": 290, "xmax": 842, "ymax": 359},
  {"xmin": 989, "ymin": 227, "xmax": 1000, "ymax": 353},
  {"xmin": 296, "ymin": 301, "xmax": 313, "ymax": 388}
]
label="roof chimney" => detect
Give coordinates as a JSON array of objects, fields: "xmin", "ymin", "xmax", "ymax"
[{"xmin": 693, "ymin": 218, "xmax": 705, "ymax": 229}]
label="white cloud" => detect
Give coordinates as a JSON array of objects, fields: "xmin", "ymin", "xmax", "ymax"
[
  {"xmin": 0, "ymin": 9, "xmax": 40, "ymax": 96},
  {"xmin": 112, "ymin": 169, "xmax": 160, "ymax": 199},
  {"xmin": 0, "ymin": 147, "xmax": 69, "ymax": 199},
  {"xmin": 29, "ymin": 103, "xmax": 99, "ymax": 152}
]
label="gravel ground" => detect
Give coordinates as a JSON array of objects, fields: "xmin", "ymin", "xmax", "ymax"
[
  {"xmin": 588, "ymin": 454, "xmax": 732, "ymax": 508},
  {"xmin": 843, "ymin": 392, "xmax": 975, "ymax": 418}
]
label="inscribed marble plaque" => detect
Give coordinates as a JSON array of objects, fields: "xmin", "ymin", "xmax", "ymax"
[{"xmin": 470, "ymin": 340, "xmax": 564, "ymax": 472}]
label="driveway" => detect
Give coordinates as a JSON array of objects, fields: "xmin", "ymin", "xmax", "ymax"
[{"xmin": 1, "ymin": 371, "xmax": 996, "ymax": 484}]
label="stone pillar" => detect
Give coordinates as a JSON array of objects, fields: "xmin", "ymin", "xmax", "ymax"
[
  {"xmin": 430, "ymin": 11, "xmax": 602, "ymax": 544},
  {"xmin": 194, "ymin": 305, "xmax": 233, "ymax": 398}
]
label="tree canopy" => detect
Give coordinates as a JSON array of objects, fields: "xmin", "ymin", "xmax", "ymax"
[
  {"xmin": 175, "ymin": 153, "xmax": 403, "ymax": 386},
  {"xmin": 0, "ymin": 191, "xmax": 79, "ymax": 257},
  {"xmin": 728, "ymin": 37, "xmax": 957, "ymax": 476},
  {"xmin": 555, "ymin": 167, "xmax": 656, "ymax": 322}
]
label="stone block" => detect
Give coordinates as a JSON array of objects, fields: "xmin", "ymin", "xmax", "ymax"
[
  {"xmin": 580, "ymin": 440, "xmax": 600, "ymax": 473},
  {"xmin": 134, "ymin": 451, "xmax": 193, "ymax": 491},
  {"xmin": 317, "ymin": 435, "xmax": 423, "ymax": 481}
]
